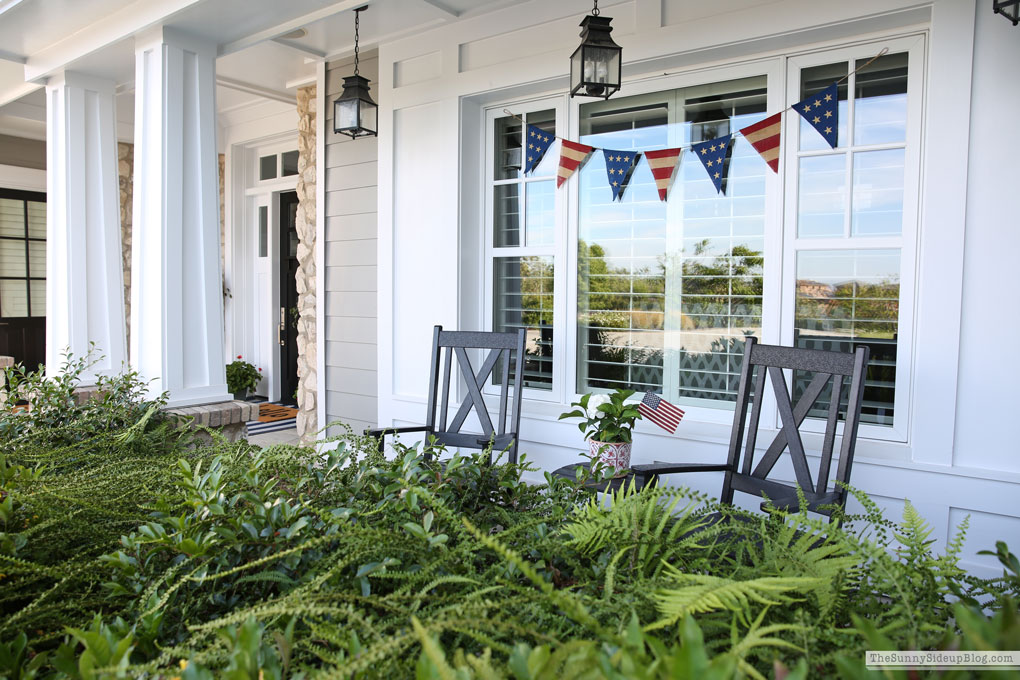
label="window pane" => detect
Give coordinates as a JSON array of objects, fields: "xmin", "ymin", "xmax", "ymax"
[
  {"xmin": 281, "ymin": 150, "xmax": 299, "ymax": 177},
  {"xmin": 493, "ymin": 115, "xmax": 522, "ymax": 181},
  {"xmin": 852, "ymin": 149, "xmax": 904, "ymax": 237},
  {"xmin": 798, "ymin": 154, "xmax": 847, "ymax": 238},
  {"xmin": 579, "ymin": 98, "xmax": 668, "ymax": 393},
  {"xmin": 29, "ymin": 280, "xmax": 45, "ymax": 317},
  {"xmin": 493, "ymin": 256, "xmax": 554, "ymax": 390},
  {"xmin": 0, "ymin": 239, "xmax": 26, "ymax": 277},
  {"xmin": 27, "ymin": 202, "xmax": 45, "ymax": 239},
  {"xmin": 795, "ymin": 249, "xmax": 899, "ymax": 426},
  {"xmin": 258, "ymin": 206, "xmax": 268, "ymax": 258},
  {"xmin": 525, "ymin": 180, "xmax": 555, "ymax": 246},
  {"xmin": 259, "ymin": 155, "xmax": 277, "ymax": 181},
  {"xmin": 577, "ymin": 76, "xmax": 768, "ymax": 406},
  {"xmin": 493, "ymin": 184, "xmax": 521, "ymax": 247},
  {"xmin": 0, "ymin": 279, "xmax": 28, "ymax": 318},
  {"xmin": 799, "ymin": 63, "xmax": 848, "ymax": 151},
  {"xmin": 854, "ymin": 52, "xmax": 908, "ymax": 146},
  {"xmin": 27, "ymin": 241, "xmax": 45, "ymax": 277},
  {"xmin": 0, "ymin": 199, "xmax": 24, "ymax": 237}
]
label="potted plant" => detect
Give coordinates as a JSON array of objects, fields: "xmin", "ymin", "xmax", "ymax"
[
  {"xmin": 226, "ymin": 355, "xmax": 261, "ymax": 401},
  {"xmin": 559, "ymin": 388, "xmax": 642, "ymax": 469}
]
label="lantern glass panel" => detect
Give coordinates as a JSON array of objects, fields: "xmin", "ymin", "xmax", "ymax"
[
  {"xmin": 336, "ymin": 98, "xmax": 360, "ymax": 133},
  {"xmin": 360, "ymin": 99, "xmax": 378, "ymax": 134},
  {"xmin": 571, "ymin": 45, "xmax": 583, "ymax": 93}
]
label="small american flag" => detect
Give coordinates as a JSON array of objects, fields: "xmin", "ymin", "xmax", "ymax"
[{"xmin": 637, "ymin": 391, "xmax": 685, "ymax": 434}]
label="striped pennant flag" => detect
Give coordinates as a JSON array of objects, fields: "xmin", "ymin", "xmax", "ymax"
[
  {"xmin": 557, "ymin": 139, "xmax": 594, "ymax": 188},
  {"xmin": 637, "ymin": 391, "xmax": 685, "ymax": 434},
  {"xmin": 739, "ymin": 112, "xmax": 782, "ymax": 173},
  {"xmin": 643, "ymin": 147, "xmax": 684, "ymax": 201}
]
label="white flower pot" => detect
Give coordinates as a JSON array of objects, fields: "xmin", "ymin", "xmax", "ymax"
[{"xmin": 588, "ymin": 439, "xmax": 632, "ymax": 469}]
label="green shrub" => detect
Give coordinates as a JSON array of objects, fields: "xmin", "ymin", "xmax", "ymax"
[{"xmin": 1, "ymin": 369, "xmax": 1019, "ymax": 678}]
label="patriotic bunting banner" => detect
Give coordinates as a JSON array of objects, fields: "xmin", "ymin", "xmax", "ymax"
[
  {"xmin": 512, "ymin": 75, "xmax": 854, "ymax": 196},
  {"xmin": 643, "ymin": 147, "xmax": 684, "ymax": 201},
  {"xmin": 637, "ymin": 391, "xmax": 685, "ymax": 434},
  {"xmin": 739, "ymin": 112, "xmax": 782, "ymax": 173},
  {"xmin": 795, "ymin": 82, "xmax": 839, "ymax": 149},
  {"xmin": 557, "ymin": 139, "xmax": 594, "ymax": 188},
  {"xmin": 524, "ymin": 124, "xmax": 555, "ymax": 175},
  {"xmin": 602, "ymin": 148, "xmax": 640, "ymax": 201},
  {"xmin": 691, "ymin": 134, "xmax": 733, "ymax": 194}
]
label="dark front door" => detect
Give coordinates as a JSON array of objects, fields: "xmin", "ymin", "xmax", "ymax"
[
  {"xmin": 279, "ymin": 191, "xmax": 299, "ymax": 405},
  {"xmin": 0, "ymin": 189, "xmax": 46, "ymax": 370}
]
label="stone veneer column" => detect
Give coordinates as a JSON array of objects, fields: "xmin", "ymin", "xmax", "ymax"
[
  {"xmin": 295, "ymin": 84, "xmax": 317, "ymax": 443},
  {"xmin": 130, "ymin": 26, "xmax": 228, "ymax": 406},
  {"xmin": 118, "ymin": 142, "xmax": 133, "ymax": 349},
  {"xmin": 45, "ymin": 70, "xmax": 127, "ymax": 382}
]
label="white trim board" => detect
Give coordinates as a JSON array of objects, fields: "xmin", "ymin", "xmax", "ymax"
[{"xmin": 0, "ymin": 164, "xmax": 45, "ymax": 191}]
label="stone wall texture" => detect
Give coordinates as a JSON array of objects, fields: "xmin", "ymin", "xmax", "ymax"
[
  {"xmin": 295, "ymin": 84, "xmax": 318, "ymax": 443},
  {"xmin": 118, "ymin": 142, "xmax": 133, "ymax": 346}
]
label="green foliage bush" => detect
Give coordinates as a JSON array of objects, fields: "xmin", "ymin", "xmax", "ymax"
[{"xmin": 1, "ymin": 367, "xmax": 1019, "ymax": 678}]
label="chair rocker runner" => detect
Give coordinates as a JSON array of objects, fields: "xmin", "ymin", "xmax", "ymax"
[{"xmin": 366, "ymin": 325, "xmax": 527, "ymax": 464}]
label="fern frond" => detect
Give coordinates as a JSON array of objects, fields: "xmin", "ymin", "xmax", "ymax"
[{"xmin": 649, "ymin": 567, "xmax": 823, "ymax": 629}]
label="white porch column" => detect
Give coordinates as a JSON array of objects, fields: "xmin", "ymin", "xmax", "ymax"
[
  {"xmin": 45, "ymin": 71, "xmax": 127, "ymax": 382},
  {"xmin": 131, "ymin": 27, "xmax": 228, "ymax": 406}
]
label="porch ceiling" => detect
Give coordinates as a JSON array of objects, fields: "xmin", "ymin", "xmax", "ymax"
[{"xmin": 0, "ymin": 0, "xmax": 545, "ymax": 138}]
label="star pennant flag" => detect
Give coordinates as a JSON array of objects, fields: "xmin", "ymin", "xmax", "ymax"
[
  {"xmin": 557, "ymin": 139, "xmax": 594, "ymax": 188},
  {"xmin": 637, "ymin": 391, "xmax": 685, "ymax": 434},
  {"xmin": 691, "ymin": 134, "xmax": 733, "ymax": 194},
  {"xmin": 602, "ymin": 149, "xmax": 640, "ymax": 201},
  {"xmin": 794, "ymin": 82, "xmax": 839, "ymax": 149},
  {"xmin": 739, "ymin": 113, "xmax": 782, "ymax": 173},
  {"xmin": 643, "ymin": 147, "xmax": 684, "ymax": 201},
  {"xmin": 524, "ymin": 124, "xmax": 555, "ymax": 175}
]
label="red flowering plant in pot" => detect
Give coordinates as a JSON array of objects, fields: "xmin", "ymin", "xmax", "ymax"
[
  {"xmin": 559, "ymin": 388, "xmax": 642, "ymax": 471},
  {"xmin": 226, "ymin": 355, "xmax": 261, "ymax": 401}
]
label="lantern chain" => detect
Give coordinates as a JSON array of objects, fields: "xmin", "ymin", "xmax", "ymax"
[
  {"xmin": 353, "ymin": 6, "xmax": 365, "ymax": 77},
  {"xmin": 592, "ymin": 0, "xmax": 599, "ymax": 16}
]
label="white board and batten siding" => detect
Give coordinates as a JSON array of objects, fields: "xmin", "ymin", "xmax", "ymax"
[{"xmin": 323, "ymin": 54, "xmax": 380, "ymax": 436}]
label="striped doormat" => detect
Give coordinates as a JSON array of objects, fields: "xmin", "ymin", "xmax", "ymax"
[{"xmin": 247, "ymin": 403, "xmax": 298, "ymax": 435}]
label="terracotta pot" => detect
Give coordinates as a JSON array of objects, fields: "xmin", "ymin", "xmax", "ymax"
[{"xmin": 588, "ymin": 439, "xmax": 632, "ymax": 469}]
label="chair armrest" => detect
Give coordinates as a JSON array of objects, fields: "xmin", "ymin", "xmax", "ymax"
[
  {"xmin": 760, "ymin": 491, "xmax": 841, "ymax": 514},
  {"xmin": 629, "ymin": 462, "xmax": 732, "ymax": 475},
  {"xmin": 363, "ymin": 425, "xmax": 432, "ymax": 438}
]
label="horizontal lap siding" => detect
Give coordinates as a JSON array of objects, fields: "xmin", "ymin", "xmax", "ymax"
[{"xmin": 324, "ymin": 54, "xmax": 379, "ymax": 437}]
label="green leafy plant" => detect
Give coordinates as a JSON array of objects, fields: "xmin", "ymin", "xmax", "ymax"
[
  {"xmin": 3, "ymin": 366, "xmax": 1020, "ymax": 678},
  {"xmin": 558, "ymin": 388, "xmax": 641, "ymax": 443},
  {"xmin": 225, "ymin": 356, "xmax": 261, "ymax": 395}
]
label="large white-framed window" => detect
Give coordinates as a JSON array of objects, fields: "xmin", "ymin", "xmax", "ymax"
[
  {"xmin": 783, "ymin": 35, "xmax": 924, "ymax": 443},
  {"xmin": 484, "ymin": 98, "xmax": 568, "ymax": 400},
  {"xmin": 480, "ymin": 34, "xmax": 924, "ymax": 446}
]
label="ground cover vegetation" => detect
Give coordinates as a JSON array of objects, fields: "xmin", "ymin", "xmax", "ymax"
[{"xmin": 1, "ymin": 362, "xmax": 1019, "ymax": 679}]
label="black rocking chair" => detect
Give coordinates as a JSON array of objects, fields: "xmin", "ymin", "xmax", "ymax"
[
  {"xmin": 556, "ymin": 337, "xmax": 870, "ymax": 521},
  {"xmin": 366, "ymin": 325, "xmax": 527, "ymax": 464}
]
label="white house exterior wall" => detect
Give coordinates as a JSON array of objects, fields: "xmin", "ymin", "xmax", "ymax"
[
  {"xmin": 322, "ymin": 54, "xmax": 380, "ymax": 436},
  {"xmin": 363, "ymin": 0, "xmax": 1020, "ymax": 578}
]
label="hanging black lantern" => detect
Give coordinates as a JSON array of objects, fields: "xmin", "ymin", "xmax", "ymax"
[
  {"xmin": 994, "ymin": 0, "xmax": 1019, "ymax": 25},
  {"xmin": 334, "ymin": 6, "xmax": 378, "ymax": 138},
  {"xmin": 569, "ymin": 0, "xmax": 622, "ymax": 100}
]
